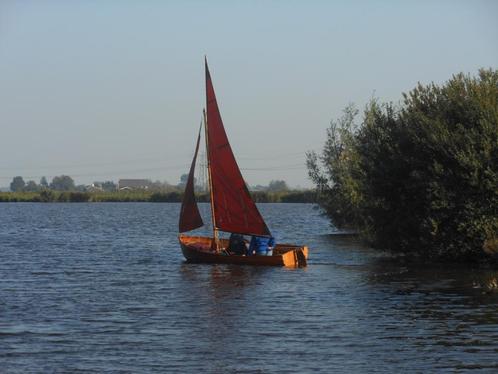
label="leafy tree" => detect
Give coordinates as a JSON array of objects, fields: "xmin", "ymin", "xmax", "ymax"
[
  {"xmin": 267, "ymin": 180, "xmax": 289, "ymax": 192},
  {"xmin": 91, "ymin": 181, "xmax": 117, "ymax": 191},
  {"xmin": 50, "ymin": 175, "xmax": 75, "ymax": 191},
  {"xmin": 308, "ymin": 69, "xmax": 498, "ymax": 261},
  {"xmin": 101, "ymin": 181, "xmax": 117, "ymax": 191},
  {"xmin": 24, "ymin": 180, "xmax": 39, "ymax": 192},
  {"xmin": 178, "ymin": 173, "xmax": 196, "ymax": 188},
  {"xmin": 40, "ymin": 176, "xmax": 48, "ymax": 188},
  {"xmin": 306, "ymin": 104, "xmax": 362, "ymax": 229},
  {"xmin": 10, "ymin": 176, "xmax": 25, "ymax": 192}
]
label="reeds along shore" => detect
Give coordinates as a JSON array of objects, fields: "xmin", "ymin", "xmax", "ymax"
[{"xmin": 0, "ymin": 190, "xmax": 317, "ymax": 203}]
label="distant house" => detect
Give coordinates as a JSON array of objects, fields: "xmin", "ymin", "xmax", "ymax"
[{"xmin": 118, "ymin": 179, "xmax": 151, "ymax": 190}]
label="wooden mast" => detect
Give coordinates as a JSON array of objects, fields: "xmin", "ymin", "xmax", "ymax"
[{"xmin": 203, "ymin": 108, "xmax": 219, "ymax": 251}]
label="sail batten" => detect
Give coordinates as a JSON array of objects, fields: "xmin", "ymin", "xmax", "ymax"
[
  {"xmin": 178, "ymin": 124, "xmax": 204, "ymax": 233},
  {"xmin": 205, "ymin": 60, "xmax": 271, "ymax": 237}
]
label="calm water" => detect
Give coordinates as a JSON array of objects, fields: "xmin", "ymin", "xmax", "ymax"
[{"xmin": 1, "ymin": 203, "xmax": 497, "ymax": 373}]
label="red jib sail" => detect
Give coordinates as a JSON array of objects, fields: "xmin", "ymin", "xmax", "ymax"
[
  {"xmin": 179, "ymin": 124, "xmax": 204, "ymax": 233},
  {"xmin": 205, "ymin": 60, "xmax": 271, "ymax": 236}
]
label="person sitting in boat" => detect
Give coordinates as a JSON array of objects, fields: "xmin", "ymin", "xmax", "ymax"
[
  {"xmin": 248, "ymin": 235, "xmax": 275, "ymax": 256},
  {"xmin": 228, "ymin": 233, "xmax": 247, "ymax": 255}
]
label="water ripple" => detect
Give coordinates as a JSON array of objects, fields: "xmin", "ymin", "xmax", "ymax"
[{"xmin": 0, "ymin": 203, "xmax": 497, "ymax": 373}]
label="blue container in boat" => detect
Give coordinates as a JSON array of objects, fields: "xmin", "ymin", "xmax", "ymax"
[{"xmin": 249, "ymin": 236, "xmax": 275, "ymax": 256}]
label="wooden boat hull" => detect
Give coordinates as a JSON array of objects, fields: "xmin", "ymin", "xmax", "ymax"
[{"xmin": 179, "ymin": 235, "xmax": 308, "ymax": 267}]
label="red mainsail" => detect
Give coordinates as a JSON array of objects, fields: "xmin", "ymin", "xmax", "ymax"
[
  {"xmin": 178, "ymin": 125, "xmax": 204, "ymax": 233},
  {"xmin": 205, "ymin": 60, "xmax": 271, "ymax": 236}
]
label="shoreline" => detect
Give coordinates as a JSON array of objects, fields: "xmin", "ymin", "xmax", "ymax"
[{"xmin": 0, "ymin": 190, "xmax": 317, "ymax": 204}]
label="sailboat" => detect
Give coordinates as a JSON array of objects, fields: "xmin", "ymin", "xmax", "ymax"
[{"xmin": 178, "ymin": 59, "xmax": 308, "ymax": 267}]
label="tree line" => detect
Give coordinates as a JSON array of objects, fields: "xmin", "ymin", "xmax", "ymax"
[
  {"xmin": 3, "ymin": 176, "xmax": 315, "ymax": 203},
  {"xmin": 10, "ymin": 175, "xmax": 83, "ymax": 192},
  {"xmin": 307, "ymin": 68, "xmax": 497, "ymax": 263},
  {"xmin": 9, "ymin": 175, "xmax": 293, "ymax": 194}
]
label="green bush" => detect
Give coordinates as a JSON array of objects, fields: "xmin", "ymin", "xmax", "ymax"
[
  {"xmin": 38, "ymin": 190, "xmax": 55, "ymax": 202},
  {"xmin": 307, "ymin": 69, "xmax": 498, "ymax": 262},
  {"xmin": 68, "ymin": 192, "xmax": 90, "ymax": 202}
]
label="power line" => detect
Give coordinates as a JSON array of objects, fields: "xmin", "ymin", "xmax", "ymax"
[
  {"xmin": 0, "ymin": 157, "xmax": 179, "ymax": 171},
  {"xmin": 0, "ymin": 162, "xmax": 307, "ymax": 181},
  {"xmin": 0, "ymin": 147, "xmax": 318, "ymax": 173}
]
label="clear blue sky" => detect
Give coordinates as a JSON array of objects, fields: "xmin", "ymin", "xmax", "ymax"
[{"xmin": 1, "ymin": 0, "xmax": 496, "ymax": 188}]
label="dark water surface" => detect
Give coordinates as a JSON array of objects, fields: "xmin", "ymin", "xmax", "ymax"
[{"xmin": 1, "ymin": 203, "xmax": 497, "ymax": 373}]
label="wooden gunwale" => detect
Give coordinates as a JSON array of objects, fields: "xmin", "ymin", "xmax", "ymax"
[{"xmin": 179, "ymin": 234, "xmax": 308, "ymax": 267}]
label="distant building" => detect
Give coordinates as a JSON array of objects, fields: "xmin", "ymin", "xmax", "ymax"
[{"xmin": 118, "ymin": 179, "xmax": 151, "ymax": 190}]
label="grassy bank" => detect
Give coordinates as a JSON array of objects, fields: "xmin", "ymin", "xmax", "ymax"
[{"xmin": 0, "ymin": 190, "xmax": 317, "ymax": 203}]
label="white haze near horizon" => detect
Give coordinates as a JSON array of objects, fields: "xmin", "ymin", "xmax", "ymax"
[{"xmin": 0, "ymin": 0, "xmax": 497, "ymax": 189}]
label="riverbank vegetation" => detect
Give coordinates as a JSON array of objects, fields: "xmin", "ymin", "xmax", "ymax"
[
  {"xmin": 3, "ymin": 174, "xmax": 315, "ymax": 203},
  {"xmin": 307, "ymin": 69, "xmax": 497, "ymax": 262},
  {"xmin": 0, "ymin": 189, "xmax": 316, "ymax": 203}
]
